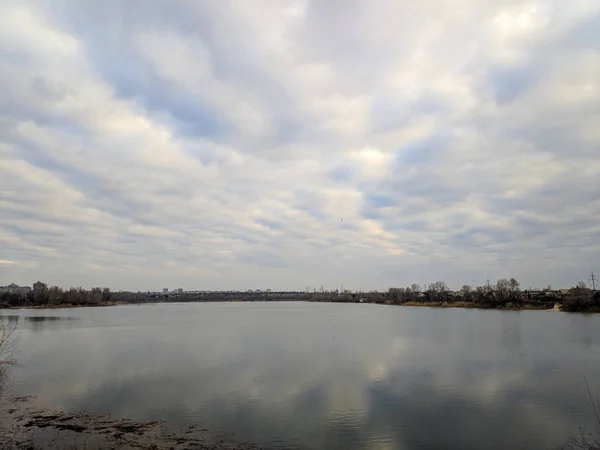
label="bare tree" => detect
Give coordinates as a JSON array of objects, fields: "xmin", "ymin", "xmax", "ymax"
[
  {"xmin": 508, "ymin": 278, "xmax": 522, "ymax": 303},
  {"xmin": 48, "ymin": 285, "xmax": 63, "ymax": 306},
  {"xmin": 0, "ymin": 317, "xmax": 18, "ymax": 379},
  {"xmin": 564, "ymin": 283, "xmax": 593, "ymax": 312},
  {"xmin": 427, "ymin": 281, "xmax": 448, "ymax": 302},
  {"xmin": 428, "ymin": 281, "xmax": 448, "ymax": 293},
  {"xmin": 509, "ymin": 278, "xmax": 520, "ymax": 291},
  {"xmin": 388, "ymin": 288, "xmax": 401, "ymax": 304},
  {"xmin": 561, "ymin": 380, "xmax": 600, "ymax": 450},
  {"xmin": 33, "ymin": 281, "xmax": 48, "ymax": 306},
  {"xmin": 495, "ymin": 278, "xmax": 511, "ymax": 302},
  {"xmin": 102, "ymin": 288, "xmax": 112, "ymax": 303},
  {"xmin": 90, "ymin": 287, "xmax": 103, "ymax": 305},
  {"xmin": 460, "ymin": 285, "xmax": 473, "ymax": 301}
]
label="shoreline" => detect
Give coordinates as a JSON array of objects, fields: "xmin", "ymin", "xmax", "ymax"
[
  {"xmin": 396, "ymin": 301, "xmax": 559, "ymax": 311},
  {"xmin": 2, "ymin": 301, "xmax": 124, "ymax": 310},
  {"xmin": 0, "ymin": 393, "xmax": 260, "ymax": 450},
  {"xmin": 1, "ymin": 300, "xmax": 583, "ymax": 313}
]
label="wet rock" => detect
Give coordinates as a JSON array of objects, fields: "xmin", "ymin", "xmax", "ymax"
[{"xmin": 1, "ymin": 395, "xmax": 260, "ymax": 450}]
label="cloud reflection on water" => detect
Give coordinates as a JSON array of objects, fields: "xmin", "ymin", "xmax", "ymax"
[{"xmin": 9, "ymin": 303, "xmax": 600, "ymax": 450}]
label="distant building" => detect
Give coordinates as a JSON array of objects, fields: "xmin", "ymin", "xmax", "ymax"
[
  {"xmin": 177, "ymin": 288, "xmax": 183, "ymax": 294},
  {"xmin": 0, "ymin": 283, "xmax": 32, "ymax": 295},
  {"xmin": 162, "ymin": 288, "xmax": 168, "ymax": 294}
]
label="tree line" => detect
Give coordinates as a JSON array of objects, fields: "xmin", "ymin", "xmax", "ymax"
[
  {"xmin": 391, "ymin": 279, "xmax": 600, "ymax": 312},
  {"xmin": 313, "ymin": 278, "xmax": 600, "ymax": 313},
  {"xmin": 1, "ymin": 279, "xmax": 599, "ymax": 312},
  {"xmin": 0, "ymin": 282, "xmax": 113, "ymax": 307}
]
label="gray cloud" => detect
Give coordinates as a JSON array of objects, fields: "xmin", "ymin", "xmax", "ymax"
[{"xmin": 0, "ymin": 0, "xmax": 599, "ymax": 290}]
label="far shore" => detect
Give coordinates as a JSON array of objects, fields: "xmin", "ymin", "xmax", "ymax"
[
  {"xmin": 2, "ymin": 301, "xmax": 125, "ymax": 310},
  {"xmin": 3, "ymin": 281, "xmax": 599, "ymax": 313},
  {"xmin": 396, "ymin": 300, "xmax": 559, "ymax": 311},
  {"xmin": 3, "ymin": 300, "xmax": 595, "ymax": 313}
]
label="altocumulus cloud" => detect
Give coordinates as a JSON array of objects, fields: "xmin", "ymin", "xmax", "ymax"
[{"xmin": 0, "ymin": 0, "xmax": 599, "ymax": 291}]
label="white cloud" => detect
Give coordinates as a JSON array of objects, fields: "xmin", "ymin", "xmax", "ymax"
[{"xmin": 0, "ymin": 0, "xmax": 599, "ymax": 290}]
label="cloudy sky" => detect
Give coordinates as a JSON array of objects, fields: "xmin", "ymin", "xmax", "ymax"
[{"xmin": 1, "ymin": 0, "xmax": 599, "ymax": 291}]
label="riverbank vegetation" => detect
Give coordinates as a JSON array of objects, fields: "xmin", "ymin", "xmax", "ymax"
[
  {"xmin": 2, "ymin": 279, "xmax": 599, "ymax": 312},
  {"xmin": 315, "ymin": 278, "xmax": 600, "ymax": 312},
  {"xmin": 380, "ymin": 279, "xmax": 600, "ymax": 313},
  {"xmin": 0, "ymin": 282, "xmax": 113, "ymax": 308}
]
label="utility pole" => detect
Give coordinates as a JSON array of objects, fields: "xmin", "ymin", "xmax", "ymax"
[{"xmin": 590, "ymin": 272, "xmax": 597, "ymax": 291}]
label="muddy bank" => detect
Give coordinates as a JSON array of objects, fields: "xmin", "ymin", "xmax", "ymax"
[{"xmin": 0, "ymin": 394, "xmax": 261, "ymax": 450}]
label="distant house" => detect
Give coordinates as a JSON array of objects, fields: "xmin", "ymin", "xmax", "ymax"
[
  {"xmin": 0, "ymin": 283, "xmax": 32, "ymax": 295},
  {"xmin": 544, "ymin": 290, "xmax": 561, "ymax": 297}
]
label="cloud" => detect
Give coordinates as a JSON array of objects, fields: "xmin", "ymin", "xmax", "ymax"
[{"xmin": 0, "ymin": 0, "xmax": 599, "ymax": 290}]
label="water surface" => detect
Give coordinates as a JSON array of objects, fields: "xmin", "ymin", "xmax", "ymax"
[{"xmin": 4, "ymin": 302, "xmax": 600, "ymax": 449}]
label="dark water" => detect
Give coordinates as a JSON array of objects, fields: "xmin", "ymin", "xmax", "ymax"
[{"xmin": 3, "ymin": 302, "xmax": 600, "ymax": 450}]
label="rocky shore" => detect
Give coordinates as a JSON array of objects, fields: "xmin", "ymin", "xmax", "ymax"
[{"xmin": 0, "ymin": 394, "xmax": 260, "ymax": 450}]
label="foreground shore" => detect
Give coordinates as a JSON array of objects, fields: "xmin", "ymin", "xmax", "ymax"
[{"xmin": 0, "ymin": 393, "xmax": 260, "ymax": 450}]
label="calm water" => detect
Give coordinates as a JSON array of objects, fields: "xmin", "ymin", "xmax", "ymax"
[{"xmin": 3, "ymin": 302, "xmax": 600, "ymax": 450}]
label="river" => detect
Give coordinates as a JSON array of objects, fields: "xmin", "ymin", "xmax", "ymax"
[{"xmin": 3, "ymin": 302, "xmax": 600, "ymax": 449}]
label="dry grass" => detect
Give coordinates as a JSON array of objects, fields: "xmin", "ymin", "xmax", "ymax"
[{"xmin": 559, "ymin": 380, "xmax": 600, "ymax": 450}]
